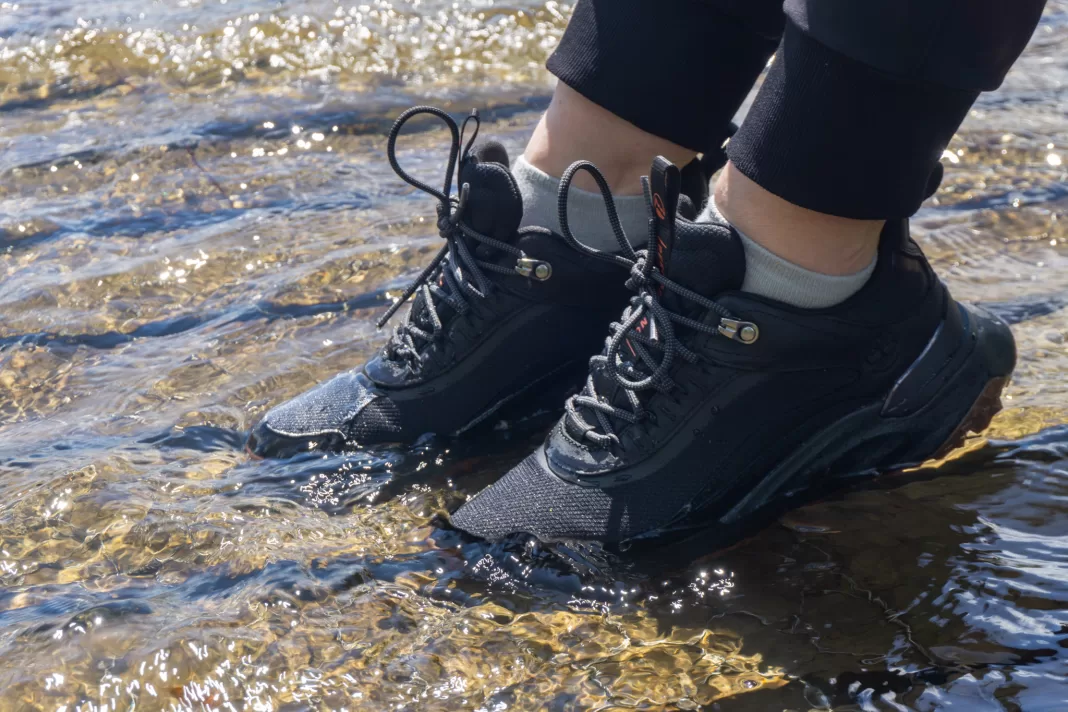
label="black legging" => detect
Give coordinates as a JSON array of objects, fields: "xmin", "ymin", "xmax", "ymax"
[{"xmin": 546, "ymin": 0, "xmax": 1047, "ymax": 219}]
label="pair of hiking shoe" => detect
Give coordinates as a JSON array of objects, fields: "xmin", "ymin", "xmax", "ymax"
[{"xmin": 247, "ymin": 106, "xmax": 1015, "ymax": 544}]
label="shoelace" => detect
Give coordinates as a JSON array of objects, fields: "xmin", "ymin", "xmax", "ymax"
[
  {"xmin": 553, "ymin": 161, "xmax": 756, "ymax": 450},
  {"xmin": 377, "ymin": 106, "xmax": 550, "ymax": 368}
]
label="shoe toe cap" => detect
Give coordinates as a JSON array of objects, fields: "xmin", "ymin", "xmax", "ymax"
[
  {"xmin": 247, "ymin": 371, "xmax": 402, "ymax": 458},
  {"xmin": 450, "ymin": 448, "xmax": 704, "ymax": 543},
  {"xmin": 451, "ymin": 451, "xmax": 586, "ymax": 541}
]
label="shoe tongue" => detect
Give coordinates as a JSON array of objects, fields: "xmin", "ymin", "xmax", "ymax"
[
  {"xmin": 565, "ymin": 158, "xmax": 746, "ymax": 446},
  {"xmin": 396, "ymin": 142, "xmax": 522, "ymax": 359},
  {"xmin": 648, "ymin": 157, "xmax": 745, "ymax": 302},
  {"xmin": 457, "ymin": 141, "xmax": 523, "ymax": 241}
]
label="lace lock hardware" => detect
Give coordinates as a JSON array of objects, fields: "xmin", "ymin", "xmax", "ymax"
[
  {"xmin": 449, "ymin": 182, "xmax": 471, "ymax": 226},
  {"xmin": 718, "ymin": 318, "xmax": 759, "ymax": 344},
  {"xmin": 515, "ymin": 256, "xmax": 552, "ymax": 281}
]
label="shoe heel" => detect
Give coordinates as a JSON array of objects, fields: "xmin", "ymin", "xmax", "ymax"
[
  {"xmin": 870, "ymin": 302, "xmax": 1013, "ymax": 471},
  {"xmin": 884, "ymin": 302, "xmax": 1015, "ymax": 464},
  {"xmin": 923, "ymin": 375, "xmax": 1006, "ymax": 462},
  {"xmin": 721, "ymin": 304, "xmax": 1015, "ymax": 525}
]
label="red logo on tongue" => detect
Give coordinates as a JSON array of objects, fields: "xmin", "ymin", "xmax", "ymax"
[{"xmin": 654, "ymin": 192, "xmax": 668, "ymax": 280}]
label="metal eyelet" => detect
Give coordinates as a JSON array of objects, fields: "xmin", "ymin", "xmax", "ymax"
[
  {"xmin": 449, "ymin": 182, "xmax": 471, "ymax": 226},
  {"xmin": 718, "ymin": 318, "xmax": 759, "ymax": 344},
  {"xmin": 515, "ymin": 256, "xmax": 552, "ymax": 281}
]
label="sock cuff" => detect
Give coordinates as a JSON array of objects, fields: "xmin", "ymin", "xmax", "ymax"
[
  {"xmin": 514, "ymin": 155, "xmax": 637, "ymax": 204},
  {"xmin": 514, "ymin": 155, "xmax": 650, "ymax": 249},
  {"xmin": 701, "ymin": 182, "xmax": 877, "ymax": 309},
  {"xmin": 736, "ymin": 228, "xmax": 877, "ymax": 309},
  {"xmin": 512, "ymin": 155, "xmax": 560, "ymax": 197}
]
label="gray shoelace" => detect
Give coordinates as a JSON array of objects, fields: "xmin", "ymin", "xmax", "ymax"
[
  {"xmin": 378, "ymin": 106, "xmax": 540, "ymax": 368},
  {"xmin": 553, "ymin": 161, "xmax": 739, "ymax": 450}
]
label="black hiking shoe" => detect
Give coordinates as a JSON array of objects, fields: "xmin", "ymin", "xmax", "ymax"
[
  {"xmin": 247, "ymin": 107, "xmax": 709, "ymax": 459},
  {"xmin": 451, "ymin": 157, "xmax": 1016, "ymax": 543}
]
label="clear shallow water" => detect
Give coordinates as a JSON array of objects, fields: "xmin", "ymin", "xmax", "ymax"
[{"xmin": 1, "ymin": 1, "xmax": 1067, "ymax": 709}]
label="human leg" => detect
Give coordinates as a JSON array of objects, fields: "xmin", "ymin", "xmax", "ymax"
[
  {"xmin": 514, "ymin": 0, "xmax": 784, "ymax": 248},
  {"xmin": 715, "ymin": 1, "xmax": 1047, "ymax": 277}
]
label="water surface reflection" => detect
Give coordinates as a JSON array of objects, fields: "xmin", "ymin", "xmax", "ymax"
[{"xmin": 2, "ymin": 0, "xmax": 1068, "ymax": 709}]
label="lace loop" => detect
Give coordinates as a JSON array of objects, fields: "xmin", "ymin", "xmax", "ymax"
[
  {"xmin": 555, "ymin": 160, "xmax": 639, "ymax": 270},
  {"xmin": 459, "ymin": 110, "xmax": 481, "ymax": 160}
]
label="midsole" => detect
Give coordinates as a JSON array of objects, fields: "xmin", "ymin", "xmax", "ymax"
[{"xmin": 719, "ymin": 307, "xmax": 1005, "ymax": 525}]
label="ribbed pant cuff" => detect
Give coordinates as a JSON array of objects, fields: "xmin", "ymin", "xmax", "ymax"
[
  {"xmin": 728, "ymin": 21, "xmax": 979, "ymax": 219},
  {"xmin": 546, "ymin": 0, "xmax": 780, "ymax": 155}
]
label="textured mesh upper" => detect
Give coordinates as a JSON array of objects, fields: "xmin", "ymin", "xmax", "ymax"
[
  {"xmin": 451, "ymin": 448, "xmax": 716, "ymax": 543},
  {"xmin": 261, "ymin": 371, "xmax": 399, "ymax": 442},
  {"xmin": 663, "ymin": 218, "xmax": 744, "ymax": 302},
  {"xmin": 346, "ymin": 398, "xmax": 402, "ymax": 442}
]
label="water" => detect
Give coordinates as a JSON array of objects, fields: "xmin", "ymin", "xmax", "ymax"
[{"xmin": 1, "ymin": 1, "xmax": 1067, "ymax": 709}]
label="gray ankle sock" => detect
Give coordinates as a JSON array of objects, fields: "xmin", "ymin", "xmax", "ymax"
[
  {"xmin": 513, "ymin": 155, "xmax": 648, "ymax": 251},
  {"xmin": 698, "ymin": 199, "xmax": 876, "ymax": 309}
]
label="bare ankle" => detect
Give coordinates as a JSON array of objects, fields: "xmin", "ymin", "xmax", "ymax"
[
  {"xmin": 523, "ymin": 83, "xmax": 696, "ymax": 195},
  {"xmin": 713, "ymin": 162, "xmax": 882, "ymax": 275}
]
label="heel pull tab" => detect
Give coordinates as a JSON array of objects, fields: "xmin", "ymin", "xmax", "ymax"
[{"xmin": 649, "ymin": 156, "xmax": 681, "ymax": 280}]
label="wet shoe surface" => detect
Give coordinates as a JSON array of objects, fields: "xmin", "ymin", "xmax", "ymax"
[
  {"xmin": 248, "ymin": 106, "xmax": 632, "ymax": 458},
  {"xmin": 452, "ymin": 158, "xmax": 1018, "ymax": 544}
]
